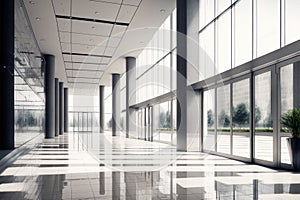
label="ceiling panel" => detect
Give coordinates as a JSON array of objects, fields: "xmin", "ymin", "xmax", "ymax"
[
  {"xmin": 63, "ymin": 54, "xmax": 72, "ymax": 61},
  {"xmin": 111, "ymin": 25, "xmax": 127, "ymax": 38},
  {"xmin": 104, "ymin": 47, "xmax": 116, "ymax": 56},
  {"xmin": 101, "ymin": 57, "xmax": 111, "ymax": 64},
  {"xmin": 71, "ymin": 54, "xmax": 103, "ymax": 63},
  {"xmin": 57, "ymin": 18, "xmax": 71, "ymax": 32},
  {"xmin": 65, "ymin": 63, "xmax": 107, "ymax": 70},
  {"xmin": 68, "ymin": 77, "xmax": 100, "ymax": 83},
  {"xmin": 107, "ymin": 37, "xmax": 121, "ymax": 47},
  {"xmin": 67, "ymin": 70, "xmax": 103, "ymax": 78},
  {"xmin": 116, "ymin": 5, "xmax": 137, "ymax": 23},
  {"xmin": 59, "ymin": 32, "xmax": 71, "ymax": 43},
  {"xmin": 71, "ymin": 33, "xmax": 108, "ymax": 46},
  {"xmin": 123, "ymin": 0, "xmax": 141, "ymax": 6},
  {"xmin": 72, "ymin": 0, "xmax": 120, "ymax": 22},
  {"xmin": 53, "ymin": 0, "xmax": 71, "ymax": 16},
  {"xmin": 71, "ymin": 44, "xmax": 106, "ymax": 55},
  {"xmin": 72, "ymin": 20, "xmax": 113, "ymax": 36},
  {"xmin": 92, "ymin": 0, "xmax": 123, "ymax": 4},
  {"xmin": 61, "ymin": 43, "xmax": 71, "ymax": 52}
]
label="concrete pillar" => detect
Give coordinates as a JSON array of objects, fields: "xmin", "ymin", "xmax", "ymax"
[
  {"xmin": 112, "ymin": 74, "xmax": 120, "ymax": 136},
  {"xmin": 126, "ymin": 57, "xmax": 136, "ymax": 138},
  {"xmin": 44, "ymin": 55, "xmax": 55, "ymax": 139},
  {"xmin": 99, "ymin": 85, "xmax": 105, "ymax": 133},
  {"xmin": 0, "ymin": 0, "xmax": 14, "ymax": 149},
  {"xmin": 176, "ymin": 0, "xmax": 188, "ymax": 151},
  {"xmin": 55, "ymin": 78, "xmax": 59, "ymax": 136},
  {"xmin": 59, "ymin": 82, "xmax": 64, "ymax": 135},
  {"xmin": 64, "ymin": 88, "xmax": 68, "ymax": 132},
  {"xmin": 293, "ymin": 62, "xmax": 300, "ymax": 109}
]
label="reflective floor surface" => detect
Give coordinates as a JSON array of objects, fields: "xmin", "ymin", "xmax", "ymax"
[{"xmin": 0, "ymin": 132, "xmax": 299, "ymax": 200}]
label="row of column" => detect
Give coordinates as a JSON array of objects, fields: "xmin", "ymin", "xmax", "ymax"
[
  {"xmin": 98, "ymin": 57, "xmax": 136, "ymax": 137},
  {"xmin": 44, "ymin": 55, "xmax": 68, "ymax": 139}
]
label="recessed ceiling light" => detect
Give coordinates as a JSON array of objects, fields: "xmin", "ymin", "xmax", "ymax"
[
  {"xmin": 94, "ymin": 11, "xmax": 100, "ymax": 15},
  {"xmin": 160, "ymin": 9, "xmax": 166, "ymax": 13},
  {"xmin": 40, "ymin": 39, "xmax": 45, "ymax": 42},
  {"xmin": 29, "ymin": 1, "xmax": 35, "ymax": 5},
  {"xmin": 36, "ymin": 17, "xmax": 40, "ymax": 21},
  {"xmin": 91, "ymin": 26, "xmax": 95, "ymax": 29},
  {"xmin": 89, "ymin": 39, "xmax": 94, "ymax": 42},
  {"xmin": 140, "ymin": 41, "xmax": 144, "ymax": 44}
]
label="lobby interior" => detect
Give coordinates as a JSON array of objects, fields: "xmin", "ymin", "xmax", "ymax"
[{"xmin": 1, "ymin": 0, "xmax": 300, "ymax": 199}]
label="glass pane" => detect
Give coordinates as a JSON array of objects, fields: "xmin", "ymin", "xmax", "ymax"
[
  {"xmin": 254, "ymin": 71, "xmax": 273, "ymax": 162},
  {"xmin": 199, "ymin": 23, "xmax": 215, "ymax": 80},
  {"xmin": 234, "ymin": 0, "xmax": 252, "ymax": 67},
  {"xmin": 199, "ymin": 0, "xmax": 215, "ymax": 30},
  {"xmin": 216, "ymin": 0, "xmax": 231, "ymax": 16},
  {"xmin": 203, "ymin": 89, "xmax": 215, "ymax": 152},
  {"xmin": 217, "ymin": 85, "xmax": 231, "ymax": 154},
  {"xmin": 280, "ymin": 64, "xmax": 293, "ymax": 164},
  {"xmin": 232, "ymin": 79, "xmax": 250, "ymax": 158},
  {"xmin": 285, "ymin": 0, "xmax": 300, "ymax": 45},
  {"xmin": 256, "ymin": 0, "xmax": 280, "ymax": 57},
  {"xmin": 217, "ymin": 10, "xmax": 231, "ymax": 73}
]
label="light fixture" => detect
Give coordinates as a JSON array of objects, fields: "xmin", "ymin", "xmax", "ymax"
[
  {"xmin": 40, "ymin": 39, "xmax": 45, "ymax": 42},
  {"xmin": 89, "ymin": 38, "xmax": 94, "ymax": 42},
  {"xmin": 36, "ymin": 17, "xmax": 40, "ymax": 21},
  {"xmin": 29, "ymin": 1, "xmax": 35, "ymax": 5},
  {"xmin": 95, "ymin": 11, "xmax": 100, "ymax": 15},
  {"xmin": 91, "ymin": 26, "xmax": 95, "ymax": 29},
  {"xmin": 160, "ymin": 9, "xmax": 166, "ymax": 13}
]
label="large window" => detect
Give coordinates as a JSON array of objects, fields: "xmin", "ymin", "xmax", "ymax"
[
  {"xmin": 232, "ymin": 78, "xmax": 250, "ymax": 158},
  {"xmin": 256, "ymin": 0, "xmax": 280, "ymax": 57},
  {"xmin": 285, "ymin": 0, "xmax": 300, "ymax": 45},
  {"xmin": 203, "ymin": 89, "xmax": 216, "ymax": 152},
  {"xmin": 254, "ymin": 71, "xmax": 273, "ymax": 162}
]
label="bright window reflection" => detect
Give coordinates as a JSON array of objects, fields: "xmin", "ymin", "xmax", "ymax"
[
  {"xmin": 203, "ymin": 89, "xmax": 216, "ymax": 152},
  {"xmin": 285, "ymin": 0, "xmax": 300, "ymax": 45}
]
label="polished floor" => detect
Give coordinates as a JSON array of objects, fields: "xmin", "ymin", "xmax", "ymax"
[{"xmin": 0, "ymin": 133, "xmax": 299, "ymax": 200}]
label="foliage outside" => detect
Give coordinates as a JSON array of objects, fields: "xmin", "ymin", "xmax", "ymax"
[{"xmin": 281, "ymin": 108, "xmax": 300, "ymax": 138}]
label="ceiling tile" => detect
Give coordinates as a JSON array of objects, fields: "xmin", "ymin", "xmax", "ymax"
[
  {"xmin": 107, "ymin": 37, "xmax": 121, "ymax": 47},
  {"xmin": 71, "ymin": 44, "xmax": 106, "ymax": 55},
  {"xmin": 68, "ymin": 77, "xmax": 100, "ymax": 83},
  {"xmin": 123, "ymin": 0, "xmax": 141, "ymax": 6},
  {"xmin": 67, "ymin": 70, "xmax": 102, "ymax": 78},
  {"xmin": 111, "ymin": 25, "xmax": 127, "ymax": 38},
  {"xmin": 63, "ymin": 54, "xmax": 72, "ymax": 61},
  {"xmin": 101, "ymin": 57, "xmax": 111, "ymax": 64},
  {"xmin": 72, "ymin": 0, "xmax": 120, "ymax": 22},
  {"xmin": 104, "ymin": 47, "xmax": 115, "ymax": 56},
  {"xmin": 72, "ymin": 20, "xmax": 113, "ymax": 36},
  {"xmin": 71, "ymin": 33, "xmax": 108, "ymax": 46},
  {"xmin": 66, "ymin": 63, "xmax": 107, "ymax": 70},
  {"xmin": 53, "ymin": 0, "xmax": 71, "ymax": 16},
  {"xmin": 71, "ymin": 54, "xmax": 103, "ymax": 63},
  {"xmin": 116, "ymin": 5, "xmax": 137, "ymax": 23},
  {"xmin": 91, "ymin": 0, "xmax": 122, "ymax": 5},
  {"xmin": 59, "ymin": 32, "xmax": 71, "ymax": 43},
  {"xmin": 61, "ymin": 43, "xmax": 71, "ymax": 52},
  {"xmin": 57, "ymin": 18, "xmax": 71, "ymax": 32}
]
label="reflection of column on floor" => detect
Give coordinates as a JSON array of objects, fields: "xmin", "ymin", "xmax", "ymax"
[
  {"xmin": 40, "ymin": 174, "xmax": 65, "ymax": 199},
  {"xmin": 176, "ymin": 172, "xmax": 188, "ymax": 200},
  {"xmin": 125, "ymin": 172, "xmax": 136, "ymax": 200},
  {"xmin": 99, "ymin": 170, "xmax": 105, "ymax": 195},
  {"xmin": 112, "ymin": 172, "xmax": 120, "ymax": 200}
]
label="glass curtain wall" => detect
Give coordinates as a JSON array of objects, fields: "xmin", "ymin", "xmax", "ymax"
[
  {"xmin": 14, "ymin": 0, "xmax": 45, "ymax": 147},
  {"xmin": 199, "ymin": 0, "xmax": 300, "ymax": 80}
]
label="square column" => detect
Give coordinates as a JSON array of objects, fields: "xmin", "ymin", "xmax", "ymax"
[
  {"xmin": 126, "ymin": 57, "xmax": 136, "ymax": 138},
  {"xmin": 55, "ymin": 78, "xmax": 59, "ymax": 136},
  {"xmin": 59, "ymin": 82, "xmax": 64, "ymax": 135},
  {"xmin": 0, "ymin": 0, "xmax": 14, "ymax": 148},
  {"xmin": 99, "ymin": 85, "xmax": 105, "ymax": 133},
  {"xmin": 44, "ymin": 55, "xmax": 55, "ymax": 139},
  {"xmin": 112, "ymin": 74, "xmax": 120, "ymax": 136},
  {"xmin": 64, "ymin": 88, "xmax": 68, "ymax": 132}
]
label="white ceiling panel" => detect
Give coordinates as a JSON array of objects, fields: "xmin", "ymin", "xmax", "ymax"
[
  {"xmin": 61, "ymin": 43, "xmax": 71, "ymax": 52},
  {"xmin": 72, "ymin": 20, "xmax": 113, "ymax": 36},
  {"xmin": 110, "ymin": 25, "xmax": 127, "ymax": 38},
  {"xmin": 59, "ymin": 32, "xmax": 71, "ymax": 43},
  {"xmin": 68, "ymin": 77, "xmax": 100, "ymax": 83},
  {"xmin": 71, "ymin": 44, "xmax": 106, "ymax": 55},
  {"xmin": 116, "ymin": 5, "xmax": 137, "ymax": 23},
  {"xmin": 91, "ymin": 0, "xmax": 123, "ymax": 4},
  {"xmin": 72, "ymin": 0, "xmax": 120, "ymax": 22},
  {"xmin": 66, "ymin": 63, "xmax": 107, "ymax": 71},
  {"xmin": 107, "ymin": 37, "xmax": 121, "ymax": 47},
  {"xmin": 71, "ymin": 55, "xmax": 103, "ymax": 63},
  {"xmin": 67, "ymin": 70, "xmax": 103, "ymax": 78},
  {"xmin": 104, "ymin": 47, "xmax": 116, "ymax": 56},
  {"xmin": 123, "ymin": 0, "xmax": 141, "ymax": 6},
  {"xmin": 53, "ymin": 0, "xmax": 71, "ymax": 16},
  {"xmin": 63, "ymin": 54, "xmax": 72, "ymax": 61},
  {"xmin": 101, "ymin": 57, "xmax": 111, "ymax": 64},
  {"xmin": 71, "ymin": 33, "xmax": 108, "ymax": 46},
  {"xmin": 57, "ymin": 18, "xmax": 71, "ymax": 32}
]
